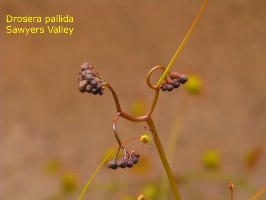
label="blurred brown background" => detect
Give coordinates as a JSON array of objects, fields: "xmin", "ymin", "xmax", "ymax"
[{"xmin": 1, "ymin": 0, "xmax": 266, "ymax": 200}]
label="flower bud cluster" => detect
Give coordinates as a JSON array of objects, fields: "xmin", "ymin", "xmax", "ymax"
[
  {"xmin": 107, "ymin": 150, "xmax": 140, "ymax": 169},
  {"xmin": 160, "ymin": 72, "xmax": 188, "ymax": 92},
  {"xmin": 78, "ymin": 63, "xmax": 105, "ymax": 95}
]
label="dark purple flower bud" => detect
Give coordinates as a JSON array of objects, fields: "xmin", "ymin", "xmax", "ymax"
[
  {"xmin": 96, "ymin": 84, "xmax": 102, "ymax": 91},
  {"xmin": 127, "ymin": 160, "xmax": 134, "ymax": 168},
  {"xmin": 170, "ymin": 72, "xmax": 179, "ymax": 78},
  {"xmin": 99, "ymin": 90, "xmax": 103, "ymax": 95},
  {"xmin": 78, "ymin": 80, "xmax": 88, "ymax": 92},
  {"xmin": 78, "ymin": 76, "xmax": 83, "ymax": 82},
  {"xmin": 80, "ymin": 63, "xmax": 89, "ymax": 70},
  {"xmin": 117, "ymin": 159, "xmax": 127, "ymax": 168},
  {"xmin": 86, "ymin": 85, "xmax": 92, "ymax": 93},
  {"xmin": 132, "ymin": 156, "xmax": 138, "ymax": 164},
  {"xmin": 85, "ymin": 74, "xmax": 94, "ymax": 83},
  {"xmin": 92, "ymin": 88, "xmax": 98, "ymax": 95},
  {"xmin": 83, "ymin": 69, "xmax": 93, "ymax": 76},
  {"xmin": 131, "ymin": 151, "xmax": 140, "ymax": 158},
  {"xmin": 161, "ymin": 85, "xmax": 167, "ymax": 91},
  {"xmin": 179, "ymin": 74, "xmax": 188, "ymax": 84},
  {"xmin": 90, "ymin": 79, "xmax": 98, "ymax": 86},
  {"xmin": 167, "ymin": 85, "xmax": 174, "ymax": 91},
  {"xmin": 107, "ymin": 159, "xmax": 118, "ymax": 169},
  {"xmin": 173, "ymin": 81, "xmax": 180, "ymax": 88},
  {"xmin": 80, "ymin": 63, "xmax": 93, "ymax": 70}
]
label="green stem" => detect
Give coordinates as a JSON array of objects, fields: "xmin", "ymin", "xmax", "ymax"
[
  {"xmin": 147, "ymin": 118, "xmax": 181, "ymax": 200},
  {"xmin": 78, "ymin": 150, "xmax": 115, "ymax": 200},
  {"xmin": 157, "ymin": 0, "xmax": 209, "ymax": 87}
]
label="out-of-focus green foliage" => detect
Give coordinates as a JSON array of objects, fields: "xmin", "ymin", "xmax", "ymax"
[
  {"xmin": 122, "ymin": 195, "xmax": 135, "ymax": 200},
  {"xmin": 61, "ymin": 172, "xmax": 78, "ymax": 194},
  {"xmin": 132, "ymin": 155, "xmax": 151, "ymax": 174},
  {"xmin": 45, "ymin": 159, "xmax": 60, "ymax": 175},
  {"xmin": 131, "ymin": 100, "xmax": 146, "ymax": 116},
  {"xmin": 142, "ymin": 183, "xmax": 158, "ymax": 199},
  {"xmin": 202, "ymin": 149, "xmax": 220, "ymax": 170},
  {"xmin": 245, "ymin": 147, "xmax": 262, "ymax": 169},
  {"xmin": 46, "ymin": 197, "xmax": 60, "ymax": 200},
  {"xmin": 185, "ymin": 74, "xmax": 202, "ymax": 95},
  {"xmin": 102, "ymin": 146, "xmax": 116, "ymax": 160}
]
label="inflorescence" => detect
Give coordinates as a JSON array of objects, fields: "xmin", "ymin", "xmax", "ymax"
[
  {"xmin": 78, "ymin": 63, "xmax": 105, "ymax": 95},
  {"xmin": 107, "ymin": 150, "xmax": 140, "ymax": 169},
  {"xmin": 77, "ymin": 64, "xmax": 188, "ymax": 170},
  {"xmin": 160, "ymin": 72, "xmax": 188, "ymax": 92}
]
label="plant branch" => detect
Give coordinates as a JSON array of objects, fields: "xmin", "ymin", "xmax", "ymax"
[
  {"xmin": 231, "ymin": 189, "xmax": 234, "ymax": 200},
  {"xmin": 146, "ymin": 66, "xmax": 165, "ymax": 90},
  {"xmin": 146, "ymin": 66, "xmax": 166, "ymax": 116},
  {"xmin": 78, "ymin": 150, "xmax": 115, "ymax": 200},
  {"xmin": 146, "ymin": 118, "xmax": 181, "ymax": 200},
  {"xmin": 120, "ymin": 111, "xmax": 147, "ymax": 122},
  {"xmin": 250, "ymin": 186, "xmax": 266, "ymax": 200},
  {"xmin": 157, "ymin": 0, "xmax": 208, "ymax": 86},
  {"xmin": 147, "ymin": 89, "xmax": 160, "ymax": 116},
  {"xmin": 106, "ymin": 83, "xmax": 148, "ymax": 122},
  {"xmin": 113, "ymin": 113, "xmax": 122, "ymax": 146},
  {"xmin": 106, "ymin": 83, "xmax": 122, "ymax": 112}
]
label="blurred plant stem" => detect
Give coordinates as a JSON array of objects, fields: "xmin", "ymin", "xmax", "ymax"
[
  {"xmin": 78, "ymin": 150, "xmax": 115, "ymax": 200},
  {"xmin": 250, "ymin": 187, "xmax": 266, "ymax": 200},
  {"xmin": 147, "ymin": 118, "xmax": 182, "ymax": 200},
  {"xmin": 157, "ymin": 0, "xmax": 208, "ymax": 87},
  {"xmin": 180, "ymin": 171, "xmax": 258, "ymax": 195}
]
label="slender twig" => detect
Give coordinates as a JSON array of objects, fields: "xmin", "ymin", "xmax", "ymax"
[
  {"xmin": 227, "ymin": 182, "xmax": 234, "ymax": 200},
  {"xmin": 250, "ymin": 186, "xmax": 266, "ymax": 200},
  {"xmin": 106, "ymin": 83, "xmax": 147, "ymax": 122},
  {"xmin": 147, "ymin": 89, "xmax": 159, "ymax": 116},
  {"xmin": 146, "ymin": 118, "xmax": 182, "ymax": 200},
  {"xmin": 78, "ymin": 150, "xmax": 115, "ymax": 200},
  {"xmin": 231, "ymin": 189, "xmax": 234, "ymax": 200},
  {"xmin": 120, "ymin": 111, "xmax": 147, "ymax": 122},
  {"xmin": 157, "ymin": 0, "xmax": 208, "ymax": 86},
  {"xmin": 146, "ymin": 66, "xmax": 165, "ymax": 90},
  {"xmin": 112, "ymin": 113, "xmax": 122, "ymax": 146},
  {"xmin": 105, "ymin": 83, "xmax": 122, "ymax": 112},
  {"xmin": 146, "ymin": 66, "xmax": 165, "ymax": 116}
]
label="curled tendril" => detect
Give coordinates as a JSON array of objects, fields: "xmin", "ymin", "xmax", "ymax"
[{"xmin": 146, "ymin": 66, "xmax": 166, "ymax": 89}]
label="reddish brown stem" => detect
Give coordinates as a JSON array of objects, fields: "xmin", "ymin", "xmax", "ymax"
[
  {"xmin": 112, "ymin": 113, "xmax": 122, "ymax": 146},
  {"xmin": 106, "ymin": 83, "xmax": 122, "ymax": 112}
]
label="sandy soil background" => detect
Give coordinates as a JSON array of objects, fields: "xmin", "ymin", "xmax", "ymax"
[{"xmin": 1, "ymin": 0, "xmax": 266, "ymax": 200}]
